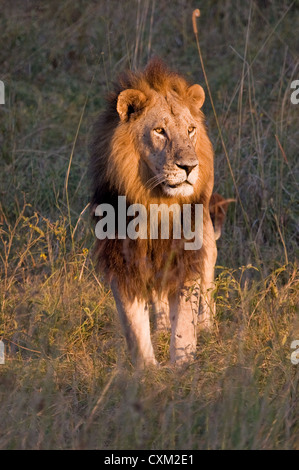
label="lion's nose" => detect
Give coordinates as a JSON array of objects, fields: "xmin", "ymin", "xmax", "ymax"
[{"xmin": 176, "ymin": 162, "xmax": 198, "ymax": 176}]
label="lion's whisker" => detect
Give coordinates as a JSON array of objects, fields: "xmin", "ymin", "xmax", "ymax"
[
  {"xmin": 145, "ymin": 174, "xmax": 163, "ymax": 186},
  {"xmin": 149, "ymin": 179, "xmax": 166, "ymax": 190},
  {"xmin": 145, "ymin": 174, "xmax": 166, "ymax": 190},
  {"xmin": 147, "ymin": 178, "xmax": 166, "ymax": 190}
]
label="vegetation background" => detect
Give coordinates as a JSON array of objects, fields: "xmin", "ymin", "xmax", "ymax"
[{"xmin": 0, "ymin": 0, "xmax": 298, "ymax": 450}]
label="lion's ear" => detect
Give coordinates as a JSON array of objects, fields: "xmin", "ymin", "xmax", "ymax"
[
  {"xmin": 187, "ymin": 84, "xmax": 205, "ymax": 109},
  {"xmin": 116, "ymin": 89, "xmax": 147, "ymax": 121}
]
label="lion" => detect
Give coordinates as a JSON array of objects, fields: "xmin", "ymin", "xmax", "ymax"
[{"xmin": 90, "ymin": 59, "xmax": 230, "ymax": 367}]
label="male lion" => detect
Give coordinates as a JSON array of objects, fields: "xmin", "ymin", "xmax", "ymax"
[{"xmin": 90, "ymin": 59, "xmax": 227, "ymax": 366}]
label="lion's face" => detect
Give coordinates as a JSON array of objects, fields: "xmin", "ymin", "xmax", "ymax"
[
  {"xmin": 116, "ymin": 84, "xmax": 206, "ymax": 198},
  {"xmin": 137, "ymin": 92, "xmax": 200, "ymax": 197}
]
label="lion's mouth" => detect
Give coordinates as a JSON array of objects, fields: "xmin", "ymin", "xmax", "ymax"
[{"xmin": 163, "ymin": 181, "xmax": 192, "ymax": 189}]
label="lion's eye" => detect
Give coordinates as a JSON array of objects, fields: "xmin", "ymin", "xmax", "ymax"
[
  {"xmin": 154, "ymin": 127, "xmax": 166, "ymax": 136},
  {"xmin": 188, "ymin": 126, "xmax": 196, "ymax": 136}
]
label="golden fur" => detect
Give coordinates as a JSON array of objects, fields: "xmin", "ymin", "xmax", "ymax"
[{"xmin": 90, "ymin": 59, "xmax": 214, "ymax": 300}]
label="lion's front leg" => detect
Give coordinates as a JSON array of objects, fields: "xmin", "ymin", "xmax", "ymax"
[
  {"xmin": 151, "ymin": 291, "xmax": 170, "ymax": 332},
  {"xmin": 198, "ymin": 217, "xmax": 217, "ymax": 330},
  {"xmin": 111, "ymin": 279, "xmax": 157, "ymax": 367},
  {"xmin": 168, "ymin": 284, "xmax": 200, "ymax": 365}
]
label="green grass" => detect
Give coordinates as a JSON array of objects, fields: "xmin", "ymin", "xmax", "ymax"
[{"xmin": 0, "ymin": 0, "xmax": 298, "ymax": 449}]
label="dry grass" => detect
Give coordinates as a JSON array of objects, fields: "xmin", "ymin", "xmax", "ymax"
[{"xmin": 0, "ymin": 0, "xmax": 298, "ymax": 449}]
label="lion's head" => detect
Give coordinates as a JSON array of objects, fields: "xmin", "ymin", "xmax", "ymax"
[
  {"xmin": 117, "ymin": 82, "xmax": 206, "ymax": 198},
  {"xmin": 91, "ymin": 59, "xmax": 214, "ymax": 209}
]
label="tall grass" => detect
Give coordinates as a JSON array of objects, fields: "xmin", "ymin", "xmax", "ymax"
[{"xmin": 0, "ymin": 0, "xmax": 298, "ymax": 449}]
